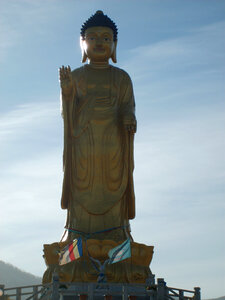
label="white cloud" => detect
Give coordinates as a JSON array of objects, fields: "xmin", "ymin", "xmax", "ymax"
[
  {"xmin": 0, "ymin": 101, "xmax": 58, "ymax": 139},
  {"xmin": 0, "ymin": 100, "xmax": 62, "ymax": 171},
  {"xmin": 0, "ymin": 151, "xmax": 66, "ymax": 277},
  {"xmin": 121, "ymin": 21, "xmax": 225, "ymax": 115},
  {"xmin": 0, "ymin": 102, "xmax": 66, "ymax": 276},
  {"xmin": 130, "ymin": 103, "xmax": 225, "ymax": 298},
  {"xmin": 124, "ymin": 21, "xmax": 225, "ymax": 77},
  {"xmin": 0, "ymin": 0, "xmax": 77, "ymax": 63},
  {"xmin": 135, "ymin": 105, "xmax": 225, "ymax": 186},
  {"xmin": 0, "ymin": 19, "xmax": 20, "ymax": 63}
]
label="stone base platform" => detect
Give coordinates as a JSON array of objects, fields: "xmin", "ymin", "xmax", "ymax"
[{"xmin": 42, "ymin": 239, "xmax": 154, "ymax": 284}]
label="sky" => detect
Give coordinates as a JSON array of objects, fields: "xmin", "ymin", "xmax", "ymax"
[{"xmin": 0, "ymin": 0, "xmax": 225, "ymax": 298}]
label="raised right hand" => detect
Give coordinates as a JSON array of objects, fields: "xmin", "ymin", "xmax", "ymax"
[{"xmin": 59, "ymin": 65, "xmax": 74, "ymax": 98}]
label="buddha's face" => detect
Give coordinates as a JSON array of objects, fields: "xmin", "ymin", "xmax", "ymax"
[{"xmin": 82, "ymin": 26, "xmax": 115, "ymax": 63}]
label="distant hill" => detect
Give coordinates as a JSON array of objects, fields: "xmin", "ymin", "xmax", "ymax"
[{"xmin": 0, "ymin": 260, "xmax": 41, "ymax": 288}]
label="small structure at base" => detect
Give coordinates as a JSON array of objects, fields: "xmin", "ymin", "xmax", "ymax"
[
  {"xmin": 0, "ymin": 275, "xmax": 201, "ymax": 300},
  {"xmin": 43, "ymin": 239, "xmax": 154, "ymax": 284}
]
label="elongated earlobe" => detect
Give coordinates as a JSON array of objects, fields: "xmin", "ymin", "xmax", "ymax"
[
  {"xmin": 80, "ymin": 38, "xmax": 88, "ymax": 63},
  {"xmin": 82, "ymin": 51, "xmax": 88, "ymax": 63},
  {"xmin": 111, "ymin": 41, "xmax": 117, "ymax": 63}
]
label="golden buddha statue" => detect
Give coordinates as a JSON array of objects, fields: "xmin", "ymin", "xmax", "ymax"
[
  {"xmin": 43, "ymin": 11, "xmax": 154, "ymax": 284},
  {"xmin": 59, "ymin": 11, "xmax": 136, "ymax": 242}
]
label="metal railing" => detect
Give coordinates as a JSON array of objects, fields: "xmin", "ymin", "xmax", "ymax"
[
  {"xmin": 157, "ymin": 278, "xmax": 201, "ymax": 300},
  {"xmin": 0, "ymin": 275, "xmax": 201, "ymax": 300},
  {"xmin": 54, "ymin": 282, "xmax": 156, "ymax": 299},
  {"xmin": 0, "ymin": 284, "xmax": 51, "ymax": 300}
]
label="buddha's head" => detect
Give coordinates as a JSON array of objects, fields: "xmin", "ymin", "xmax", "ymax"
[{"xmin": 80, "ymin": 10, "xmax": 118, "ymax": 64}]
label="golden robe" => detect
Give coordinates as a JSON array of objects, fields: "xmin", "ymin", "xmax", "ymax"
[{"xmin": 61, "ymin": 64, "xmax": 136, "ymax": 241}]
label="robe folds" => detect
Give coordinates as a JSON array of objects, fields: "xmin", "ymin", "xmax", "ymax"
[{"xmin": 61, "ymin": 64, "xmax": 136, "ymax": 240}]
